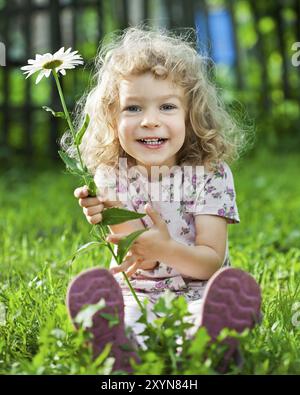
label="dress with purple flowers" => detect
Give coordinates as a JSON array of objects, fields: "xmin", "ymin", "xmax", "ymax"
[{"xmin": 110, "ymin": 161, "xmax": 240, "ymax": 302}]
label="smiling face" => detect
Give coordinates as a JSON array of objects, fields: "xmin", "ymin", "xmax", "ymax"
[{"xmin": 117, "ymin": 72, "xmax": 187, "ymax": 175}]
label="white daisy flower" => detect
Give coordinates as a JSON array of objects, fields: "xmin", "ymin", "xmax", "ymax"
[{"xmin": 21, "ymin": 47, "xmax": 83, "ymax": 84}]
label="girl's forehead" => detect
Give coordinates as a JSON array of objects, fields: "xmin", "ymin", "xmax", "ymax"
[{"xmin": 118, "ymin": 73, "xmax": 184, "ymax": 98}]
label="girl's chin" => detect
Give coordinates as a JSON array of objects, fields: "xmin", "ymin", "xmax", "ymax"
[{"xmin": 135, "ymin": 159, "xmax": 174, "ymax": 169}]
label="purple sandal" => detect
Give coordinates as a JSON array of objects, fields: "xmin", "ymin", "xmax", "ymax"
[
  {"xmin": 66, "ymin": 268, "xmax": 139, "ymax": 373},
  {"xmin": 199, "ymin": 267, "xmax": 262, "ymax": 372}
]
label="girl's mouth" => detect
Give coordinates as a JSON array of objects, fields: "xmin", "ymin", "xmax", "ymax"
[{"xmin": 137, "ymin": 138, "xmax": 168, "ymax": 149}]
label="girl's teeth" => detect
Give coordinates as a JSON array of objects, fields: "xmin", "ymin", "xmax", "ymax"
[{"xmin": 140, "ymin": 139, "xmax": 165, "ymax": 145}]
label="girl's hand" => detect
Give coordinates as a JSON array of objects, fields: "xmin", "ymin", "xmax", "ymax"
[
  {"xmin": 107, "ymin": 204, "xmax": 172, "ymax": 265},
  {"xmin": 110, "ymin": 250, "xmax": 159, "ymax": 278},
  {"xmin": 74, "ymin": 185, "xmax": 122, "ymax": 225}
]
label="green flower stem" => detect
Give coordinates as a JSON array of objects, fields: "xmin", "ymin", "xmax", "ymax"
[
  {"xmin": 52, "ymin": 70, "xmax": 87, "ymax": 184},
  {"xmin": 122, "ymin": 273, "xmax": 145, "ymax": 312},
  {"xmin": 97, "ymin": 225, "xmax": 144, "ymax": 312}
]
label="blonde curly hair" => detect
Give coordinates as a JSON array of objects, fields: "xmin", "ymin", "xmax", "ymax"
[{"xmin": 62, "ymin": 25, "xmax": 248, "ymax": 174}]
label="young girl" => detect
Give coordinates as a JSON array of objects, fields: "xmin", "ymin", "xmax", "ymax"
[{"xmin": 66, "ymin": 26, "xmax": 261, "ymax": 373}]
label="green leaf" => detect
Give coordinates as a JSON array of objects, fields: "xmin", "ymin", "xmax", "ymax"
[
  {"xmin": 153, "ymin": 290, "xmax": 177, "ymax": 312},
  {"xmin": 75, "ymin": 113, "xmax": 90, "ymax": 145},
  {"xmin": 90, "ymin": 224, "xmax": 108, "ymax": 240},
  {"xmin": 42, "ymin": 106, "xmax": 66, "ymax": 119},
  {"xmin": 86, "ymin": 176, "xmax": 97, "ymax": 197},
  {"xmin": 187, "ymin": 327, "xmax": 211, "ymax": 357},
  {"xmin": 101, "ymin": 207, "xmax": 146, "ymax": 226},
  {"xmin": 99, "ymin": 312, "xmax": 119, "ymax": 328},
  {"xmin": 72, "ymin": 241, "xmax": 105, "ymax": 260},
  {"xmin": 117, "ymin": 228, "xmax": 148, "ymax": 264},
  {"xmin": 92, "ymin": 343, "xmax": 113, "ymax": 368},
  {"xmin": 58, "ymin": 150, "xmax": 86, "ymax": 177}
]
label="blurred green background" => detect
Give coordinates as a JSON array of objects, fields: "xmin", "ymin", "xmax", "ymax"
[{"xmin": 0, "ymin": 0, "xmax": 299, "ymax": 164}]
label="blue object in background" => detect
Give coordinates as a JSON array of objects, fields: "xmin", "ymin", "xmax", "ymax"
[
  {"xmin": 195, "ymin": 8, "xmax": 236, "ymax": 66},
  {"xmin": 195, "ymin": 10, "xmax": 209, "ymax": 57}
]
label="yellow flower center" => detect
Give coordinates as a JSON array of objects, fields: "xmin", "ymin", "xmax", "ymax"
[{"xmin": 43, "ymin": 59, "xmax": 63, "ymax": 70}]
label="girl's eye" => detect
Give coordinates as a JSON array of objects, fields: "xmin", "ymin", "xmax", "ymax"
[
  {"xmin": 125, "ymin": 105, "xmax": 141, "ymax": 112},
  {"xmin": 124, "ymin": 104, "xmax": 177, "ymax": 112},
  {"xmin": 161, "ymin": 104, "xmax": 177, "ymax": 110}
]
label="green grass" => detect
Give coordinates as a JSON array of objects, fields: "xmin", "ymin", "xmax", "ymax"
[{"xmin": 1, "ymin": 150, "xmax": 300, "ymax": 374}]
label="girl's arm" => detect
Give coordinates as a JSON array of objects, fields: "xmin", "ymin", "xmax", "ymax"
[
  {"xmin": 109, "ymin": 207, "xmax": 227, "ymax": 280},
  {"xmin": 160, "ymin": 215, "xmax": 228, "ymax": 280}
]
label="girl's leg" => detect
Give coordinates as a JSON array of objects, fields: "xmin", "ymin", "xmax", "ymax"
[
  {"xmin": 66, "ymin": 268, "xmax": 139, "ymax": 373},
  {"xmin": 187, "ymin": 268, "xmax": 262, "ymax": 371}
]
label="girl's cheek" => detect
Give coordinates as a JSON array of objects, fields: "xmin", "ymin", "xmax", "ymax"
[{"xmin": 125, "ymin": 120, "xmax": 138, "ymax": 132}]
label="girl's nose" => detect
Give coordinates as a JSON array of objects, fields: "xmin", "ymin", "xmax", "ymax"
[
  {"xmin": 141, "ymin": 120, "xmax": 161, "ymax": 128},
  {"xmin": 140, "ymin": 112, "xmax": 161, "ymax": 128}
]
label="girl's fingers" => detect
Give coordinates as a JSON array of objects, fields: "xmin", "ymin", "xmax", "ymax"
[
  {"xmin": 74, "ymin": 185, "xmax": 89, "ymax": 198},
  {"xmin": 110, "ymin": 261, "xmax": 132, "ymax": 275},
  {"xmin": 79, "ymin": 196, "xmax": 101, "ymax": 208},
  {"xmin": 126, "ymin": 261, "xmax": 143, "ymax": 278},
  {"xmin": 110, "ymin": 255, "xmax": 139, "ymax": 275},
  {"xmin": 106, "ymin": 233, "xmax": 128, "ymax": 243},
  {"xmin": 86, "ymin": 213, "xmax": 102, "ymax": 225},
  {"xmin": 83, "ymin": 204, "xmax": 104, "ymax": 216}
]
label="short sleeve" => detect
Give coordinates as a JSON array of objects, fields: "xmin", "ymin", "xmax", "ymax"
[{"xmin": 193, "ymin": 162, "xmax": 240, "ymax": 224}]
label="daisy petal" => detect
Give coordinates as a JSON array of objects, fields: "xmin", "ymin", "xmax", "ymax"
[
  {"xmin": 24, "ymin": 69, "xmax": 38, "ymax": 78},
  {"xmin": 54, "ymin": 47, "xmax": 64, "ymax": 57},
  {"xmin": 21, "ymin": 65, "xmax": 34, "ymax": 71},
  {"xmin": 45, "ymin": 69, "xmax": 52, "ymax": 77},
  {"xmin": 36, "ymin": 71, "xmax": 46, "ymax": 84}
]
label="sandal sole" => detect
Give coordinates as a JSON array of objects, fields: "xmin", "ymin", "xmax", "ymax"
[{"xmin": 66, "ymin": 268, "xmax": 139, "ymax": 373}]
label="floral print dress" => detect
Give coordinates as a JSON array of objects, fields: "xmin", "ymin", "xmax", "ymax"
[{"xmin": 110, "ymin": 162, "xmax": 240, "ymax": 303}]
